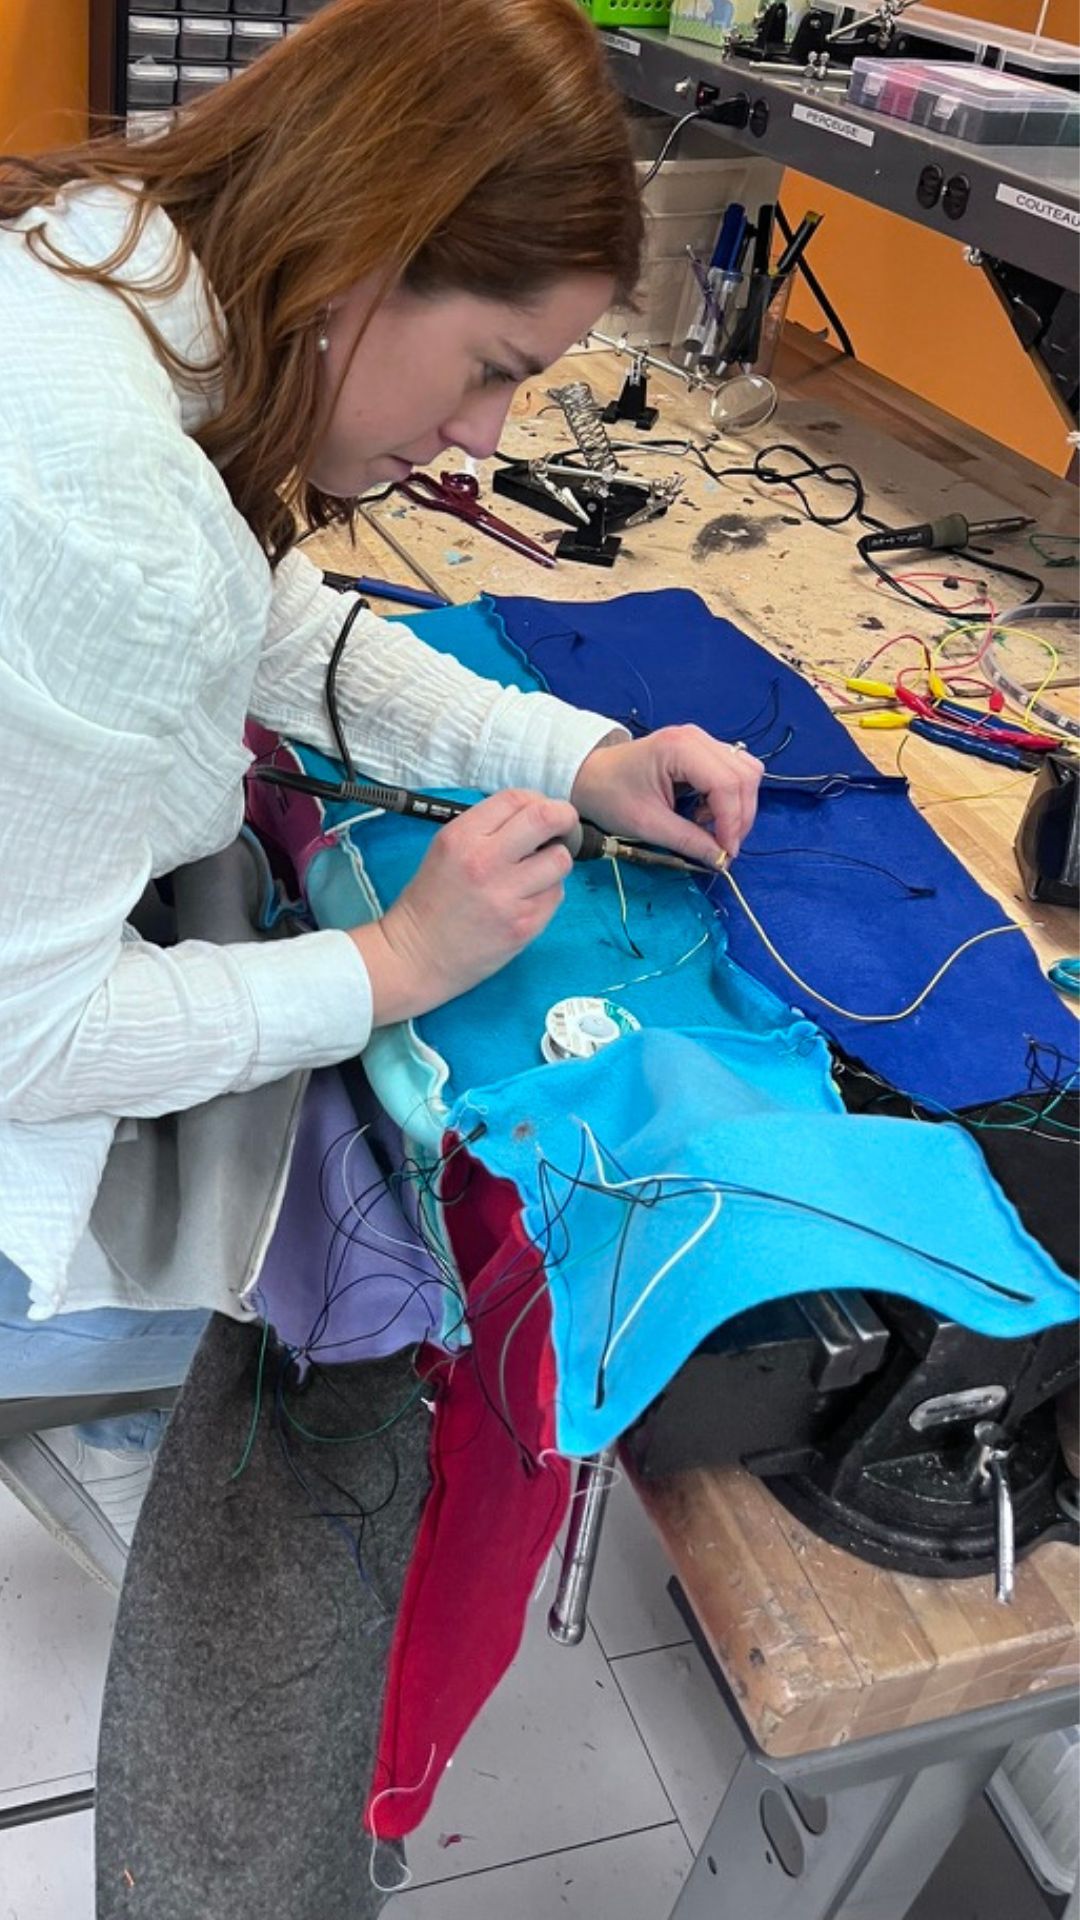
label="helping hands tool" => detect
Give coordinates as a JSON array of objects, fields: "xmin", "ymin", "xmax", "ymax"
[
  {"xmin": 396, "ymin": 470, "xmax": 558, "ymax": 570},
  {"xmin": 254, "ymin": 764, "xmax": 720, "ymax": 875}
]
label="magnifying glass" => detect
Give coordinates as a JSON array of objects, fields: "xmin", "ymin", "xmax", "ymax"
[{"xmin": 708, "ymin": 371, "xmax": 778, "ymax": 433}]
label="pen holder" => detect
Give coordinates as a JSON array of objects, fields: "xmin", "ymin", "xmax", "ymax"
[
  {"xmin": 671, "ymin": 260, "xmax": 792, "ymax": 376},
  {"xmin": 744, "ymin": 267, "xmax": 792, "ymax": 379},
  {"xmin": 670, "ymin": 258, "xmax": 734, "ymax": 370}
]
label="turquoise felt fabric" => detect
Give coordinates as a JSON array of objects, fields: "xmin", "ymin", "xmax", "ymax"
[
  {"xmin": 286, "ymin": 597, "xmax": 1076, "ymax": 1460},
  {"xmin": 450, "ymin": 1027, "xmax": 1078, "ymax": 1457}
]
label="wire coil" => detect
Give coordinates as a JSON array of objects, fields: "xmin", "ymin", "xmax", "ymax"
[
  {"xmin": 540, "ymin": 997, "xmax": 640, "ymax": 1064},
  {"xmin": 547, "ymin": 381, "xmax": 620, "ymax": 479}
]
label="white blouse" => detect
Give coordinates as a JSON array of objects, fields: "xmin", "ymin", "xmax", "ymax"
[{"xmin": 0, "ymin": 184, "xmax": 618, "ymax": 1316}]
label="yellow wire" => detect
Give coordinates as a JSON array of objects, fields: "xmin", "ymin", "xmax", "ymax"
[
  {"xmin": 918, "ymin": 783, "xmax": 1028, "ymax": 809},
  {"xmin": 933, "ymin": 619, "xmax": 1073, "ymax": 739},
  {"xmin": 918, "ymin": 779, "xmax": 1029, "ymax": 809},
  {"xmin": 608, "ymin": 853, "xmax": 639, "ymax": 958},
  {"xmin": 894, "ymin": 726, "xmax": 1029, "ymax": 810},
  {"xmin": 718, "ymin": 866, "xmax": 1023, "ymax": 1024}
]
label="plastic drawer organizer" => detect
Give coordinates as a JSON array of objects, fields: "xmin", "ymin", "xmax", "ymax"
[
  {"xmin": 849, "ymin": 58, "xmax": 1080, "ymax": 147},
  {"xmin": 124, "ymin": 2, "xmax": 309, "ymax": 123}
]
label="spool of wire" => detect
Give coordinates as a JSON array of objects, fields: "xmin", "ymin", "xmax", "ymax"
[{"xmin": 540, "ymin": 996, "xmax": 640, "ymax": 1064}]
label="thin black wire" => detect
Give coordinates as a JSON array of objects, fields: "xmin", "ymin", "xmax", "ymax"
[
  {"xmin": 640, "ymin": 110, "xmax": 711, "ymax": 188},
  {"xmin": 493, "ymin": 1136, "xmax": 1053, "ymax": 1426},
  {"xmin": 856, "ymin": 535, "xmax": 1045, "ymax": 621},
  {"xmin": 736, "ymin": 846, "xmax": 936, "ymax": 897},
  {"xmin": 536, "ymin": 1142, "xmax": 1043, "ymax": 1313}
]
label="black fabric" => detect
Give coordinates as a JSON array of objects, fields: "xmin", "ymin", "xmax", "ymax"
[
  {"xmin": 95, "ymin": 1316, "xmax": 430, "ymax": 1920},
  {"xmin": 831, "ymin": 1047, "xmax": 1079, "ymax": 1280}
]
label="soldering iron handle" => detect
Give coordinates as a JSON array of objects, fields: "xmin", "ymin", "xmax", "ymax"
[{"xmin": 569, "ymin": 818, "xmax": 609, "ymax": 862}]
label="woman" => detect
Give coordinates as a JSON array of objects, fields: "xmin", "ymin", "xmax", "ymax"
[{"xmin": 0, "ymin": 1, "xmax": 761, "ymax": 1912}]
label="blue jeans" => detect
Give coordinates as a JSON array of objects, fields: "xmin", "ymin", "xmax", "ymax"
[{"xmin": 0, "ymin": 1252, "xmax": 208, "ymax": 1451}]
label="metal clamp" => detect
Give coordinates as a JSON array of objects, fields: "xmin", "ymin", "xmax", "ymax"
[{"xmin": 971, "ymin": 1421, "xmax": 1016, "ymax": 1605}]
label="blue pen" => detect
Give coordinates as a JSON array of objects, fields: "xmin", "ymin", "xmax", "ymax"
[
  {"xmin": 711, "ymin": 203, "xmax": 747, "ymax": 273},
  {"xmin": 322, "ymin": 570, "xmax": 448, "ymax": 610}
]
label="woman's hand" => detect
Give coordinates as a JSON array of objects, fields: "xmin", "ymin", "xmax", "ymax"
[
  {"xmin": 350, "ymin": 789, "xmax": 578, "ymax": 1026},
  {"xmin": 570, "ymin": 727, "xmax": 764, "ymax": 867}
]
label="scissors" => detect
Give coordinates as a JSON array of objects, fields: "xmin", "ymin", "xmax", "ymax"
[{"xmin": 396, "ymin": 470, "xmax": 557, "ymax": 570}]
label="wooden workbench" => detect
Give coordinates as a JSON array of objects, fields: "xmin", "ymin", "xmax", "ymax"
[{"xmin": 305, "ymin": 327, "xmax": 1079, "ymax": 1766}]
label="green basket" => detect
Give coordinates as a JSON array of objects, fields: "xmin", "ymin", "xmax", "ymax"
[{"xmin": 581, "ymin": 0, "xmax": 673, "ymax": 28}]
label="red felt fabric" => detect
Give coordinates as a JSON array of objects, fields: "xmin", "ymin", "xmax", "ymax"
[{"xmin": 365, "ymin": 1143, "xmax": 569, "ymax": 1840}]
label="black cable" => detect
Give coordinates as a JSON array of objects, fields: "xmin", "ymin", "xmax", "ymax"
[
  {"xmin": 689, "ymin": 439, "xmax": 1045, "ymax": 621},
  {"xmin": 640, "ymin": 110, "xmax": 711, "ymax": 189},
  {"xmin": 324, "ymin": 596, "xmax": 369, "ymax": 783},
  {"xmin": 776, "ymin": 201, "xmax": 855, "ymax": 361},
  {"xmin": 703, "ymin": 442, "xmax": 881, "ymax": 528},
  {"xmin": 856, "ymin": 535, "xmax": 1046, "ymax": 620}
]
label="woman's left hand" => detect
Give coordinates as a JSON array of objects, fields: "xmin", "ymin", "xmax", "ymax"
[{"xmin": 570, "ymin": 727, "xmax": 764, "ymax": 867}]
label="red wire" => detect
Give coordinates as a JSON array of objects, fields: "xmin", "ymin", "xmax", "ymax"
[{"xmin": 875, "ymin": 570, "xmax": 996, "ymax": 617}]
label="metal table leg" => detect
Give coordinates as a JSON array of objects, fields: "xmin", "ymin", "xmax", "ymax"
[
  {"xmin": 667, "ymin": 1575, "xmax": 1078, "ymax": 1920},
  {"xmin": 547, "ymin": 1442, "xmax": 618, "ymax": 1646},
  {"xmin": 669, "ymin": 1741, "xmax": 1004, "ymax": 1919}
]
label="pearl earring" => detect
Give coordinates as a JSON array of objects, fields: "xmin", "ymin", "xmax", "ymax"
[{"xmin": 316, "ymin": 308, "xmax": 331, "ymax": 353}]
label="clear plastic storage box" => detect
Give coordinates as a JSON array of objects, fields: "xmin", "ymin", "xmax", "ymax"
[
  {"xmin": 178, "ymin": 16, "xmax": 232, "ymax": 60},
  {"xmin": 128, "ymin": 14, "xmax": 180, "ymax": 59},
  {"xmin": 231, "ymin": 18, "xmax": 285, "ymax": 61},
  {"xmin": 849, "ymin": 58, "xmax": 1080, "ymax": 146},
  {"xmin": 178, "ymin": 63, "xmax": 233, "ymax": 103},
  {"xmin": 127, "ymin": 58, "xmax": 179, "ymax": 107}
]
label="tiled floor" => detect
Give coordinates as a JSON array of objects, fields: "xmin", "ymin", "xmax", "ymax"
[{"xmin": 0, "ymin": 1472, "xmax": 1058, "ymax": 1919}]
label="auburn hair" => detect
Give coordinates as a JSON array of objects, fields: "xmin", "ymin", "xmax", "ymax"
[{"xmin": 0, "ymin": 0, "xmax": 642, "ymax": 562}]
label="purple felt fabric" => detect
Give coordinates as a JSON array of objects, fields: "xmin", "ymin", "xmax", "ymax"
[{"xmin": 254, "ymin": 1068, "xmax": 449, "ymax": 1367}]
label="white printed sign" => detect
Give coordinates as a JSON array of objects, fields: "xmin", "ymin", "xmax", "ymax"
[
  {"xmin": 792, "ymin": 102, "xmax": 875, "ymax": 148},
  {"xmin": 599, "ymin": 31, "xmax": 641, "ymax": 55},
  {"xmin": 995, "ymin": 183, "xmax": 1080, "ymax": 233}
]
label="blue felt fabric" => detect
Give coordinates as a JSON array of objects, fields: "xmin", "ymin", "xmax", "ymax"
[
  {"xmin": 451, "ymin": 1028, "xmax": 1078, "ymax": 1456},
  {"xmin": 490, "ymin": 590, "xmax": 1079, "ymax": 1111}
]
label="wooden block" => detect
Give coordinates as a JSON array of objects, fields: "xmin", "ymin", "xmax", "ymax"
[{"xmin": 640, "ymin": 1465, "xmax": 1080, "ymax": 1758}]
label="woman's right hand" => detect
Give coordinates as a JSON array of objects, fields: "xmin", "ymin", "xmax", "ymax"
[{"xmin": 349, "ymin": 788, "xmax": 579, "ymax": 1026}]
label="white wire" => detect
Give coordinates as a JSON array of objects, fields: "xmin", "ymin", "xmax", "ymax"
[
  {"xmin": 579, "ymin": 1122, "xmax": 724, "ymax": 1368},
  {"xmin": 366, "ymin": 1743, "xmax": 437, "ymax": 1892}
]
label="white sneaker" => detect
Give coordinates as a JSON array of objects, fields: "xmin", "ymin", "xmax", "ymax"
[
  {"xmin": 41, "ymin": 1425, "xmax": 159, "ymax": 1548},
  {"xmin": 0, "ymin": 1422, "xmax": 162, "ymax": 1590}
]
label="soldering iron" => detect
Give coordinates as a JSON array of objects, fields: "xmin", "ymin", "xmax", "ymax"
[
  {"xmin": 859, "ymin": 513, "xmax": 1035, "ymax": 555},
  {"xmin": 253, "ymin": 763, "xmax": 715, "ymax": 876}
]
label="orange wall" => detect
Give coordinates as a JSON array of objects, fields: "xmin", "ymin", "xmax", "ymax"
[
  {"xmin": 784, "ymin": 0, "xmax": 1079, "ymax": 476},
  {"xmin": 0, "ymin": 0, "xmax": 88, "ymax": 152}
]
